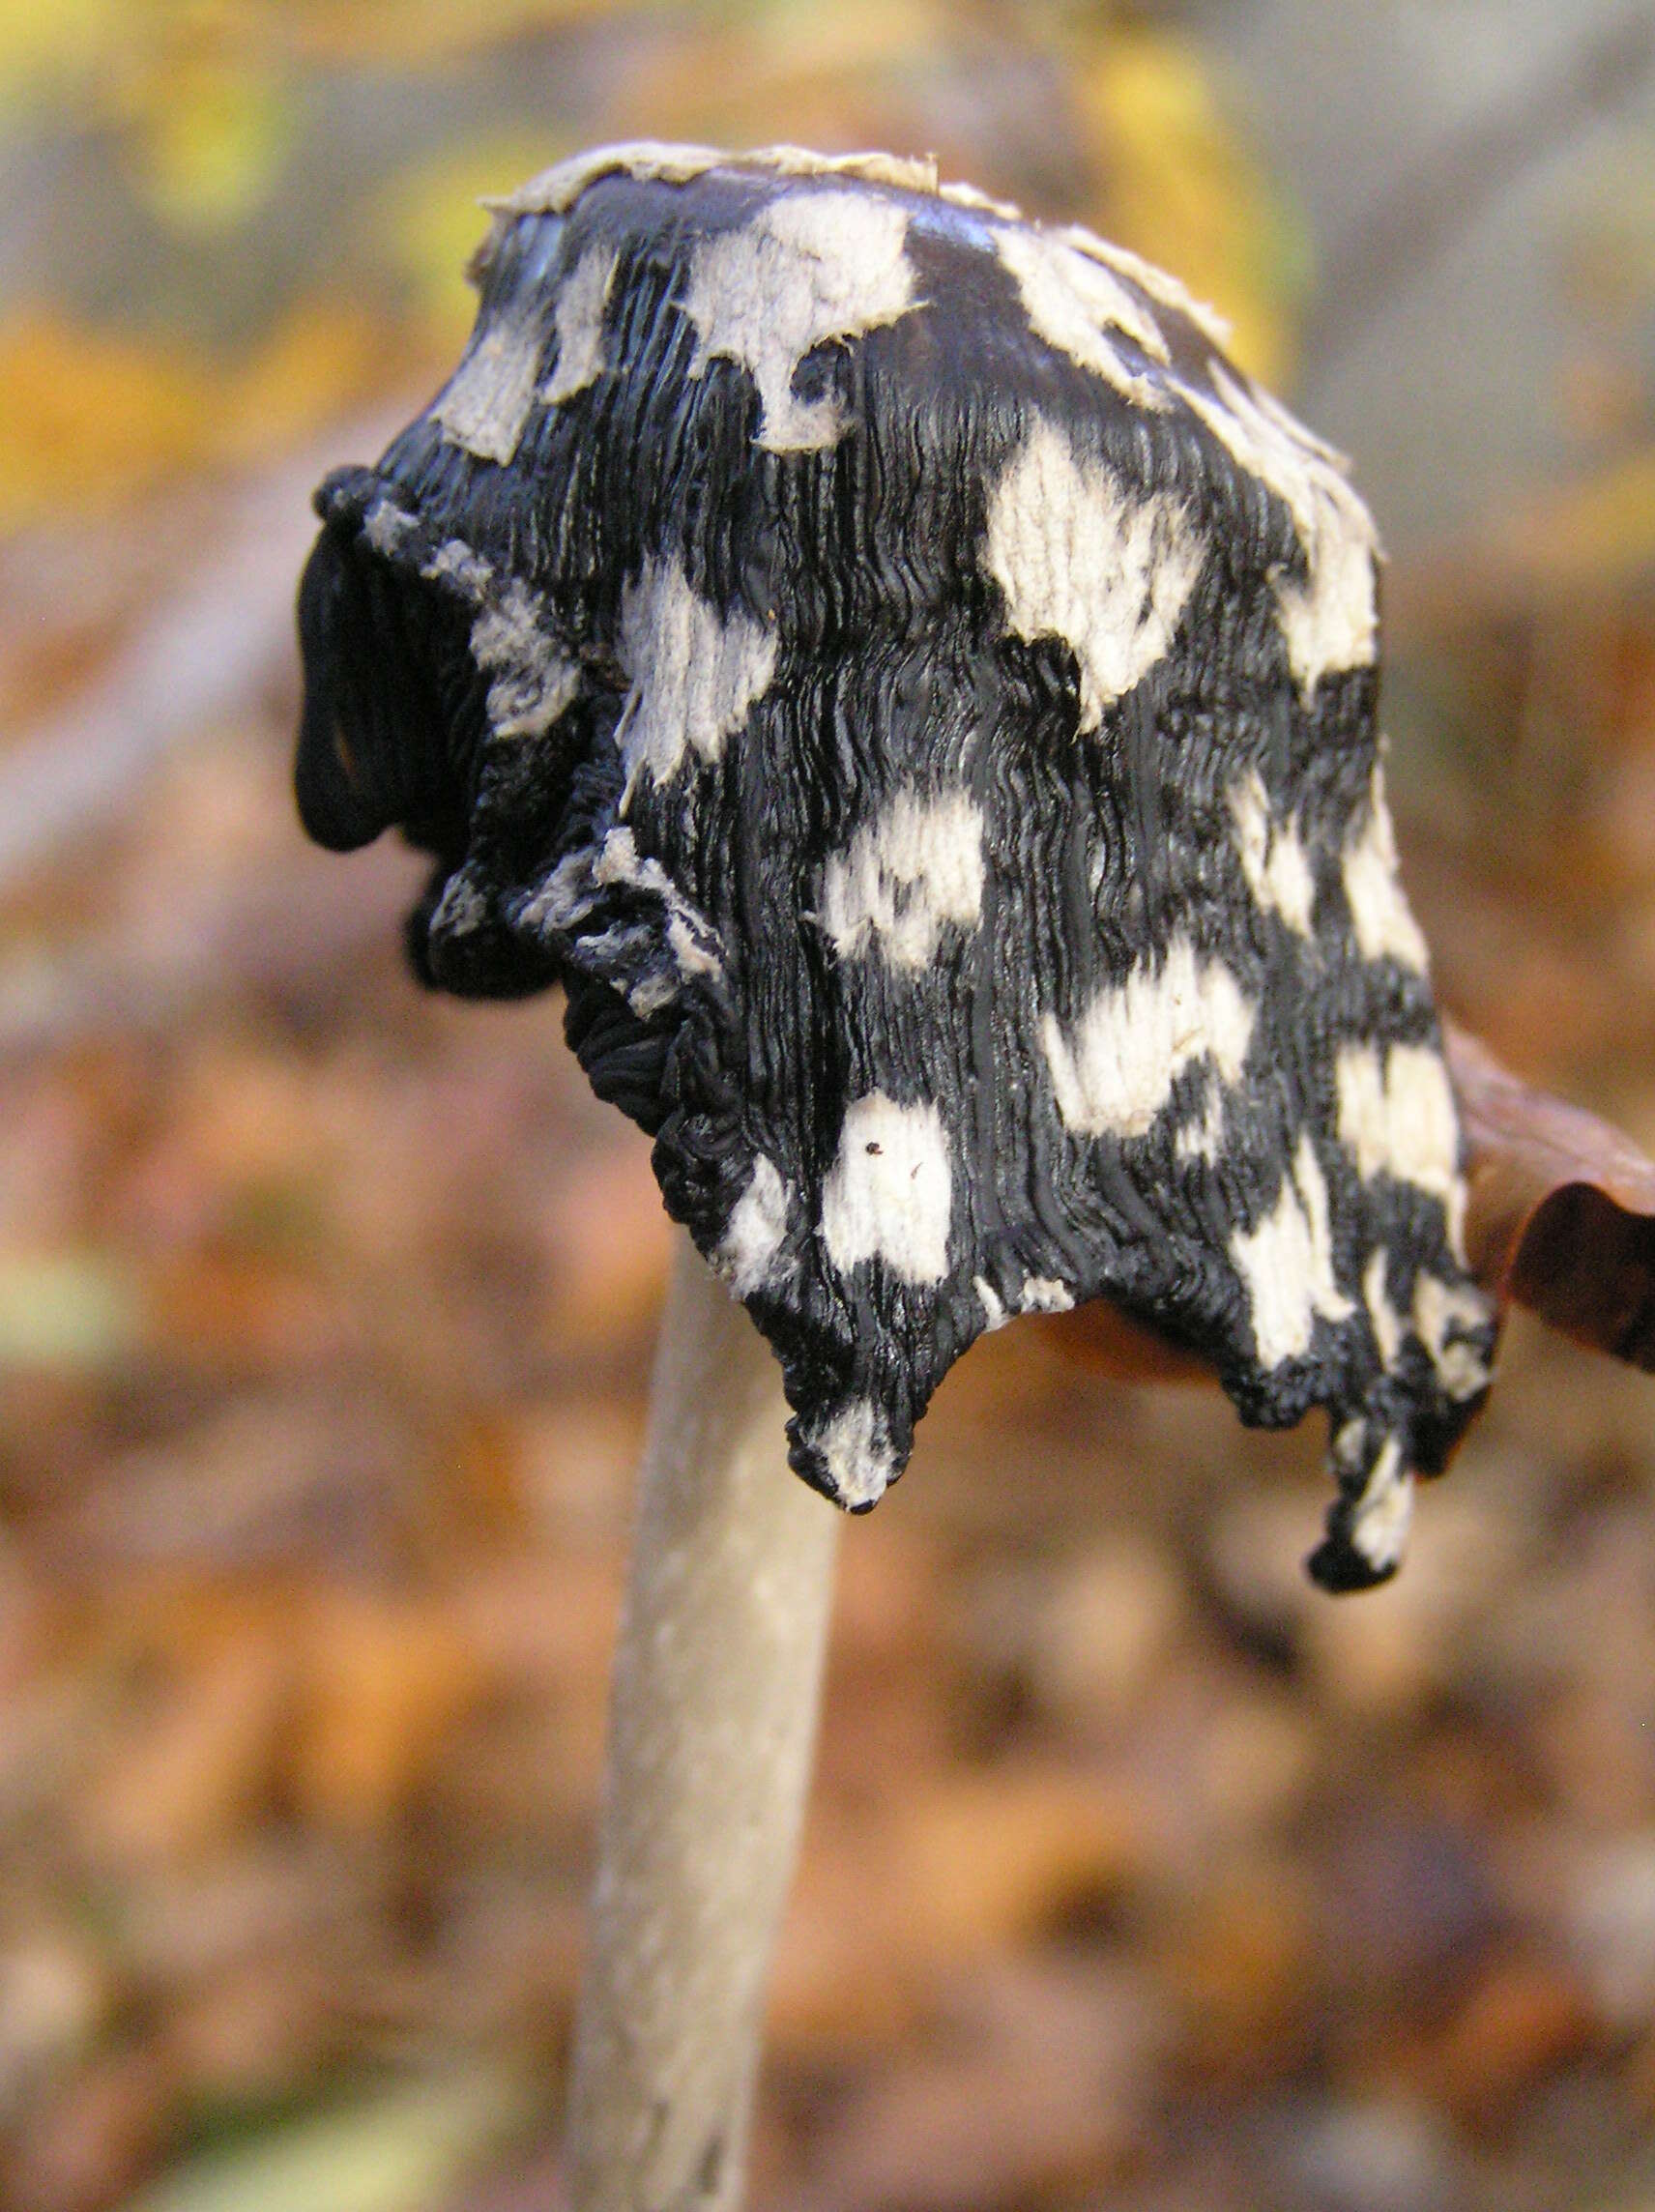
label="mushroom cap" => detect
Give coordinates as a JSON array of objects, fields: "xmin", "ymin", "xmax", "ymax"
[{"xmin": 294, "ymin": 142, "xmax": 1496, "ymax": 1589}]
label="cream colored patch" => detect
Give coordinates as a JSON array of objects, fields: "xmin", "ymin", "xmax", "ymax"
[
  {"xmin": 715, "ymin": 1156, "xmax": 792, "ymax": 1297},
  {"xmin": 821, "ymin": 1093, "xmax": 952, "ymax": 1285},
  {"xmin": 1343, "ymin": 767, "xmax": 1430, "ymax": 972},
  {"xmin": 624, "ymin": 967, "xmax": 679, "ymax": 1021},
  {"xmin": 1231, "ymin": 1135, "xmax": 1354, "ymax": 1369},
  {"xmin": 616, "ymin": 557, "xmax": 777, "ymax": 788},
  {"xmin": 1055, "ymin": 224, "xmax": 1233, "ymax": 350},
  {"xmin": 542, "ymin": 244, "xmax": 619, "ymax": 405},
  {"xmin": 1333, "ymin": 1415, "xmax": 1369, "ymax": 1478},
  {"xmin": 986, "ymin": 418, "xmax": 1204, "ymax": 732},
  {"xmin": 492, "ymin": 139, "xmax": 730, "ymax": 217},
  {"xmin": 939, "ymin": 178, "xmax": 1025, "ymax": 220},
  {"xmin": 470, "ymin": 581, "xmax": 579, "ymax": 740},
  {"xmin": 973, "ymin": 1274, "xmax": 1073, "ymax": 1331},
  {"xmin": 1336, "ymin": 1040, "xmax": 1466, "ymax": 1255},
  {"xmin": 820, "ymin": 789, "xmax": 985, "ymax": 969},
  {"xmin": 1229, "ymin": 770, "xmax": 1316, "ymax": 937},
  {"xmin": 491, "ymin": 141, "xmax": 956, "ymax": 220},
  {"xmin": 434, "ymin": 311, "xmax": 545, "ymax": 465},
  {"xmin": 1349, "ymin": 1436, "xmax": 1413, "ymax": 1575},
  {"xmin": 517, "ymin": 848, "xmax": 593, "ymax": 937},
  {"xmin": 1413, "ymin": 1273, "xmax": 1493, "ymax": 1401},
  {"xmin": 593, "ymin": 826, "xmax": 724, "ymax": 979},
  {"xmin": 1175, "ymin": 1087, "xmax": 1226, "ymax": 1163},
  {"xmin": 1181, "ymin": 361, "xmax": 1378, "ymax": 698},
  {"xmin": 363, "ymin": 498, "xmax": 417, "ymax": 556},
  {"xmin": 430, "ymin": 873, "xmax": 486, "ymax": 938},
  {"xmin": 1042, "ymin": 935, "xmax": 1254, "ymax": 1140},
  {"xmin": 683, "ymin": 189, "xmax": 917, "ymax": 451},
  {"xmin": 423, "ymin": 540, "xmax": 581, "ymax": 741},
  {"xmin": 995, "ymin": 227, "xmax": 1171, "ymax": 409},
  {"xmin": 519, "ymin": 830, "xmax": 725, "ymax": 995},
  {"xmin": 422, "ymin": 539, "xmax": 494, "ymax": 598},
  {"xmin": 807, "ymin": 1398, "xmax": 897, "ymax": 1510},
  {"xmin": 481, "ymin": 140, "xmax": 1216, "ymax": 372},
  {"xmin": 1363, "ymin": 1247, "xmax": 1404, "ymax": 1368}
]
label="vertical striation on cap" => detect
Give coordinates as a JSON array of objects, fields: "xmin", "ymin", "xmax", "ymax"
[{"xmin": 295, "ymin": 143, "xmax": 1496, "ymax": 1589}]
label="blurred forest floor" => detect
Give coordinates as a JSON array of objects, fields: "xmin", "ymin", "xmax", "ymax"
[{"xmin": 2, "ymin": 4, "xmax": 1655, "ymax": 2209}]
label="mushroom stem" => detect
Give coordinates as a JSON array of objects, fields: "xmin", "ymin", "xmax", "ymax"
[{"xmin": 566, "ymin": 1231, "xmax": 842, "ymax": 2212}]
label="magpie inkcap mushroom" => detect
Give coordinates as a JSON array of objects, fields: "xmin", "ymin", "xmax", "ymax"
[{"xmin": 294, "ymin": 140, "xmax": 1497, "ymax": 1591}]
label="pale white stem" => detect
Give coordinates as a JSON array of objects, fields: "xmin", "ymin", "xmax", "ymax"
[{"xmin": 566, "ymin": 1231, "xmax": 843, "ymax": 2211}]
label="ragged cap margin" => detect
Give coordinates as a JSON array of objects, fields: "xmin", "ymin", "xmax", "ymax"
[
  {"xmin": 469, "ymin": 138, "xmax": 1229, "ymax": 347},
  {"xmin": 297, "ymin": 139, "xmax": 1495, "ymax": 1598}
]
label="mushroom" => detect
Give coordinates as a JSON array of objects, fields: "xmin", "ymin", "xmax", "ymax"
[{"xmin": 293, "ymin": 142, "xmax": 1496, "ymax": 2209}]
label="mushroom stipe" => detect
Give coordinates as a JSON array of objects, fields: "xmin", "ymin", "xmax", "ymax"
[{"xmin": 295, "ymin": 142, "xmax": 1497, "ymax": 1593}]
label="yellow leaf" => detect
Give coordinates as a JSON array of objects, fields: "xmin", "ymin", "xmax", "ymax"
[
  {"xmin": 292, "ymin": 1587, "xmax": 485, "ymax": 1833},
  {"xmin": 127, "ymin": 2068, "xmax": 527, "ymax": 2212},
  {"xmin": 223, "ymin": 297, "xmax": 392, "ymax": 462},
  {"xmin": 1076, "ymin": 28, "xmax": 1302, "ymax": 388},
  {"xmin": 0, "ymin": 1245, "xmax": 141, "ymax": 1371},
  {"xmin": 0, "ymin": 297, "xmax": 401, "ymax": 534},
  {"xmin": 0, "ymin": 309, "xmax": 206, "ymax": 531},
  {"xmin": 131, "ymin": 52, "xmax": 293, "ymax": 232},
  {"xmin": 604, "ymin": 0, "xmax": 944, "ymax": 155},
  {"xmin": 283, "ymin": 0, "xmax": 647, "ymax": 68},
  {"xmin": 376, "ymin": 132, "xmax": 569, "ymax": 348},
  {"xmin": 0, "ymin": 0, "xmax": 128, "ymax": 111},
  {"xmin": 1501, "ymin": 446, "xmax": 1655, "ymax": 596}
]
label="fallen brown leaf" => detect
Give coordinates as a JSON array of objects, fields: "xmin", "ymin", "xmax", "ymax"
[
  {"xmin": 798, "ymin": 1958, "xmax": 1155, "ymax": 2212},
  {"xmin": 1446, "ymin": 1020, "xmax": 1655, "ymax": 1368},
  {"xmin": 293, "ymin": 1587, "xmax": 487, "ymax": 1835},
  {"xmin": 771, "ymin": 1762, "xmax": 1144, "ymax": 2054},
  {"xmin": 1413, "ymin": 1950, "xmax": 1598, "ymax": 2132}
]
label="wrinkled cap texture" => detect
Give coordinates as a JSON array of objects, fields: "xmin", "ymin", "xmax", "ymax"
[{"xmin": 294, "ymin": 141, "xmax": 1497, "ymax": 1591}]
